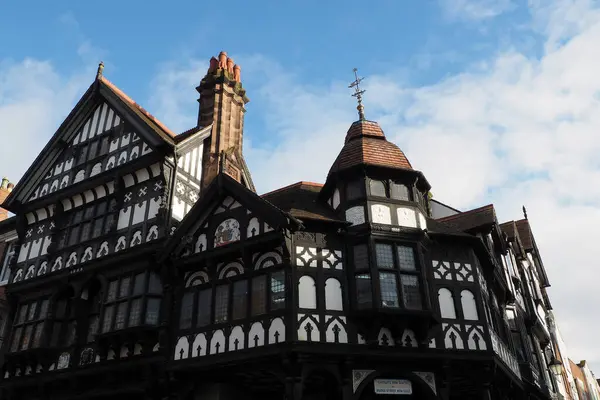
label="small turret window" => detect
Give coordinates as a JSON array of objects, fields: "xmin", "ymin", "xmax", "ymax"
[
  {"xmin": 391, "ymin": 183, "xmax": 411, "ymax": 201},
  {"xmin": 346, "ymin": 180, "xmax": 364, "ymax": 201},
  {"xmin": 369, "ymin": 180, "xmax": 386, "ymax": 197}
]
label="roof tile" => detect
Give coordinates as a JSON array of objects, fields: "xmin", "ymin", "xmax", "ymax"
[{"xmin": 329, "ymin": 120, "xmax": 412, "ymax": 176}]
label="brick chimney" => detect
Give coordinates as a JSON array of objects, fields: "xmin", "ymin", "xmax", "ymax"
[
  {"xmin": 0, "ymin": 178, "xmax": 14, "ymax": 221},
  {"xmin": 197, "ymin": 51, "xmax": 250, "ymax": 189}
]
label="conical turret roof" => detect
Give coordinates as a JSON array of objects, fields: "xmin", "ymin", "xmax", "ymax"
[{"xmin": 328, "ymin": 119, "xmax": 413, "ymax": 176}]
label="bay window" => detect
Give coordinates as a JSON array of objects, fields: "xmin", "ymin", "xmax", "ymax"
[
  {"xmin": 375, "ymin": 243, "xmax": 422, "ymax": 310},
  {"xmin": 9, "ymin": 298, "xmax": 49, "ymax": 352},
  {"xmin": 101, "ymin": 271, "xmax": 162, "ymax": 333},
  {"xmin": 179, "ymin": 264, "xmax": 286, "ymax": 331}
]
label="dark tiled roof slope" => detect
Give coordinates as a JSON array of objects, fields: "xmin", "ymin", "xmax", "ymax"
[
  {"xmin": 262, "ymin": 182, "xmax": 344, "ymax": 223},
  {"xmin": 436, "ymin": 204, "xmax": 496, "ymax": 232}
]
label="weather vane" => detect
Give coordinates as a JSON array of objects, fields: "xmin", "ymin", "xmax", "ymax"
[{"xmin": 349, "ymin": 68, "xmax": 366, "ymax": 120}]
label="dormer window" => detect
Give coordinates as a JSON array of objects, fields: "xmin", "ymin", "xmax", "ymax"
[{"xmin": 368, "ymin": 179, "xmax": 412, "ymax": 201}]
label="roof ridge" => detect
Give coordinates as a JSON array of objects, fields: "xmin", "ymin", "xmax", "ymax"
[
  {"xmin": 261, "ymin": 181, "xmax": 324, "ymax": 197},
  {"xmin": 436, "ymin": 203, "xmax": 494, "ymax": 221},
  {"xmin": 100, "ymin": 76, "xmax": 176, "ymax": 138}
]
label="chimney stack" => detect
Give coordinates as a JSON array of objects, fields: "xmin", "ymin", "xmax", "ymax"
[
  {"xmin": 0, "ymin": 177, "xmax": 14, "ymax": 221},
  {"xmin": 197, "ymin": 51, "xmax": 249, "ymax": 189}
]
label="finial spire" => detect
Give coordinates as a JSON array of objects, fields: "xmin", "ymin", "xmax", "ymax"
[
  {"xmin": 522, "ymin": 205, "xmax": 528, "ymax": 219},
  {"xmin": 349, "ymin": 68, "xmax": 366, "ymax": 120},
  {"xmin": 96, "ymin": 61, "xmax": 104, "ymax": 80}
]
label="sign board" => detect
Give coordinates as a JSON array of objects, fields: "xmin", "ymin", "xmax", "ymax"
[{"xmin": 374, "ymin": 379, "xmax": 413, "ymax": 395}]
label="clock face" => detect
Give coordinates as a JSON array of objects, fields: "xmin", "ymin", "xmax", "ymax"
[{"xmin": 371, "ymin": 204, "xmax": 391, "ymax": 225}]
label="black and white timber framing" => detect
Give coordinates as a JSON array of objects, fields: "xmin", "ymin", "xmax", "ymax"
[{"xmin": 0, "ymin": 58, "xmax": 563, "ymax": 400}]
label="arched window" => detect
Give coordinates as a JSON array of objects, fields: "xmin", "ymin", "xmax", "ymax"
[
  {"xmin": 438, "ymin": 288, "xmax": 456, "ymax": 319},
  {"xmin": 325, "ymin": 278, "xmax": 343, "ymax": 311},
  {"xmin": 369, "ymin": 180, "xmax": 387, "ymax": 197},
  {"xmin": 82, "ymin": 280, "xmax": 102, "ymax": 343},
  {"xmin": 390, "ymin": 183, "xmax": 411, "ymax": 201},
  {"xmin": 460, "ymin": 290, "xmax": 478, "ymax": 320},
  {"xmin": 49, "ymin": 288, "xmax": 76, "ymax": 348},
  {"xmin": 101, "ymin": 271, "xmax": 162, "ymax": 333},
  {"xmin": 298, "ymin": 276, "xmax": 317, "ymax": 309}
]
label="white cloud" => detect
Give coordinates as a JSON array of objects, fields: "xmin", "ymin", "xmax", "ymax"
[
  {"xmin": 0, "ymin": 59, "xmax": 92, "ymax": 184},
  {"xmin": 147, "ymin": 0, "xmax": 600, "ymax": 372},
  {"xmin": 439, "ymin": 0, "xmax": 514, "ymax": 21}
]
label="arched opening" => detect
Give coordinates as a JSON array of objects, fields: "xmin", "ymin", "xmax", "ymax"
[
  {"xmin": 79, "ymin": 279, "xmax": 103, "ymax": 344},
  {"xmin": 49, "ymin": 286, "xmax": 76, "ymax": 349}
]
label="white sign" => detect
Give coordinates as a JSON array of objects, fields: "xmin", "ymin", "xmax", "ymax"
[{"xmin": 374, "ymin": 379, "xmax": 413, "ymax": 395}]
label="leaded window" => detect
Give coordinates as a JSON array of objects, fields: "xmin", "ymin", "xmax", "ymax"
[
  {"xmin": 270, "ymin": 271, "xmax": 285, "ymax": 310},
  {"xmin": 57, "ymin": 198, "xmax": 117, "ymax": 249},
  {"xmin": 346, "ymin": 180, "xmax": 364, "ymax": 201},
  {"xmin": 178, "ymin": 261, "xmax": 286, "ymax": 331},
  {"xmin": 353, "ymin": 244, "xmax": 369, "ymax": 271},
  {"xmin": 356, "ymin": 274, "xmax": 372, "ymax": 308},
  {"xmin": 232, "ymin": 281, "xmax": 248, "ymax": 320},
  {"xmin": 49, "ymin": 296, "xmax": 76, "ymax": 348},
  {"xmin": 101, "ymin": 271, "xmax": 162, "ymax": 333},
  {"xmin": 369, "ymin": 180, "xmax": 386, "ymax": 197},
  {"xmin": 368, "ymin": 179, "xmax": 412, "ymax": 202},
  {"xmin": 0, "ymin": 240, "xmax": 16, "ymax": 284},
  {"xmin": 375, "ymin": 242, "xmax": 422, "ymax": 310},
  {"xmin": 9, "ymin": 298, "xmax": 49, "ymax": 352},
  {"xmin": 390, "ymin": 183, "xmax": 411, "ymax": 201}
]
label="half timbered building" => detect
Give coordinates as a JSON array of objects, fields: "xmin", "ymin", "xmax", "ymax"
[{"xmin": 0, "ymin": 51, "xmax": 568, "ymax": 400}]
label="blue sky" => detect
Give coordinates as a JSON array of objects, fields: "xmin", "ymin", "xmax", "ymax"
[{"xmin": 2, "ymin": 0, "xmax": 600, "ymax": 374}]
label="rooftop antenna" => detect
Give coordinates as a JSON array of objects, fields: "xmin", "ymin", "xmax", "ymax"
[{"xmin": 349, "ymin": 68, "xmax": 366, "ymax": 120}]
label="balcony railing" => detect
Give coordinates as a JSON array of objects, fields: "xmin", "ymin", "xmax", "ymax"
[{"xmin": 489, "ymin": 328, "xmax": 522, "ymax": 380}]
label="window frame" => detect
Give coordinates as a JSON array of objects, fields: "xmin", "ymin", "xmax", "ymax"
[
  {"xmin": 179, "ymin": 263, "xmax": 287, "ymax": 332},
  {"xmin": 367, "ymin": 178, "xmax": 413, "ymax": 202},
  {"xmin": 100, "ymin": 271, "xmax": 162, "ymax": 334},
  {"xmin": 0, "ymin": 239, "xmax": 16, "ymax": 284},
  {"xmin": 9, "ymin": 298, "xmax": 49, "ymax": 353},
  {"xmin": 373, "ymin": 241, "xmax": 423, "ymax": 311},
  {"xmin": 56, "ymin": 197, "xmax": 117, "ymax": 251}
]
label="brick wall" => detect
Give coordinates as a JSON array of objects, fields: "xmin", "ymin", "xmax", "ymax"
[{"xmin": 0, "ymin": 177, "xmax": 14, "ymax": 221}]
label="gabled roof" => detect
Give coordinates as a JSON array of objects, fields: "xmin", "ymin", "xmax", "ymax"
[
  {"xmin": 4, "ymin": 73, "xmax": 208, "ymax": 209},
  {"xmin": 515, "ymin": 219, "xmax": 534, "ymax": 250},
  {"xmin": 162, "ymin": 173, "xmax": 302, "ymax": 259},
  {"xmin": 499, "ymin": 220, "xmax": 525, "ymax": 255},
  {"xmin": 262, "ymin": 181, "xmax": 347, "ymax": 224},
  {"xmin": 436, "ymin": 204, "xmax": 496, "ymax": 233},
  {"xmin": 99, "ymin": 76, "xmax": 176, "ymax": 142}
]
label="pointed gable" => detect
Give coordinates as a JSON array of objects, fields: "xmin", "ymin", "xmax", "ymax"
[
  {"xmin": 164, "ymin": 173, "xmax": 301, "ymax": 260},
  {"xmin": 4, "ymin": 76, "xmax": 177, "ymax": 209},
  {"xmin": 27, "ymin": 101, "xmax": 155, "ymax": 203}
]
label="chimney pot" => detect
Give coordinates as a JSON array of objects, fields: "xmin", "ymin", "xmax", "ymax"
[
  {"xmin": 1, "ymin": 178, "xmax": 8, "ymax": 189},
  {"xmin": 218, "ymin": 52, "xmax": 228, "ymax": 69}
]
